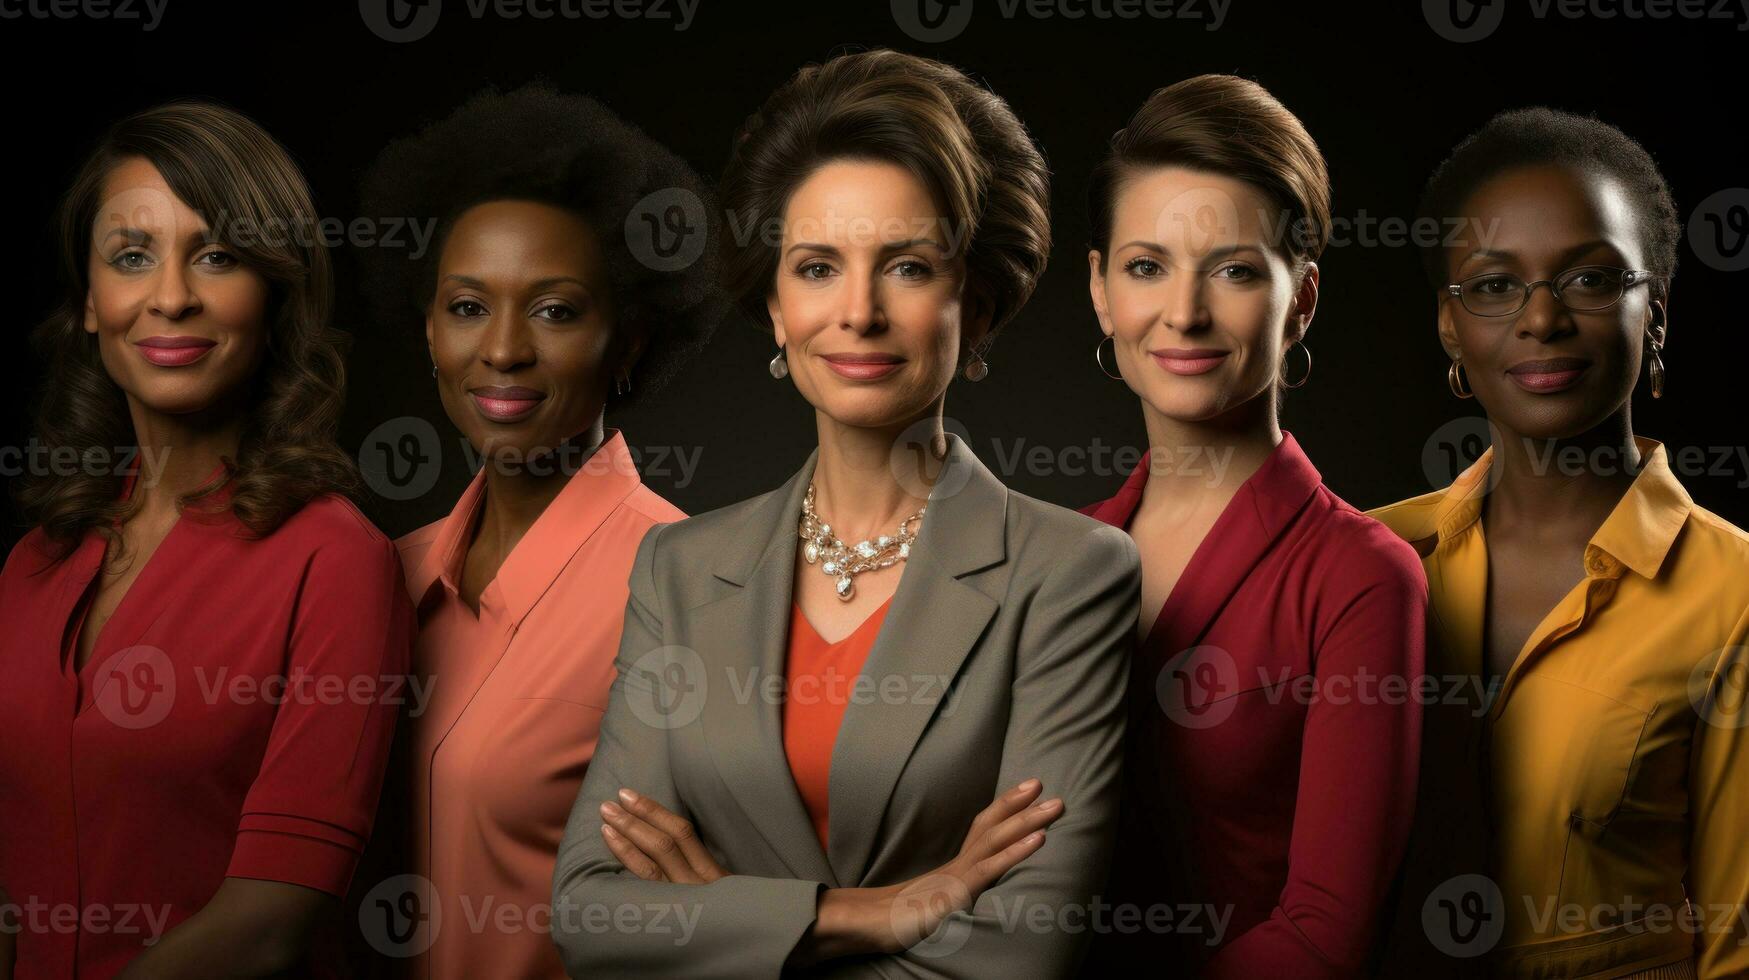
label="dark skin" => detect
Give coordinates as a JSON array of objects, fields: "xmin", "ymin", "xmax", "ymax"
[
  {"xmin": 49, "ymin": 158, "xmax": 332, "ymax": 979},
  {"xmin": 425, "ymin": 199, "xmax": 640, "ymax": 614},
  {"xmin": 1436, "ymin": 163, "xmax": 1668, "ymax": 683}
]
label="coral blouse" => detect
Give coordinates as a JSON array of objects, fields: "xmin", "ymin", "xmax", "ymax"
[
  {"xmin": 1081, "ymin": 432, "xmax": 1427, "ymax": 978},
  {"xmin": 389, "ymin": 430, "xmax": 684, "ymax": 980},
  {"xmin": 0, "ymin": 464, "xmax": 413, "ymax": 979},
  {"xmin": 781, "ymin": 596, "xmax": 894, "ymax": 849},
  {"xmin": 1369, "ymin": 436, "xmax": 1749, "ymax": 979}
]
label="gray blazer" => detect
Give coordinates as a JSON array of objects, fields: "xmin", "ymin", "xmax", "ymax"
[{"xmin": 551, "ymin": 433, "xmax": 1141, "ymax": 978}]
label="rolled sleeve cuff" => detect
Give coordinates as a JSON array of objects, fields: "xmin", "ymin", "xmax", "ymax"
[{"xmin": 226, "ymin": 813, "xmax": 367, "ymax": 897}]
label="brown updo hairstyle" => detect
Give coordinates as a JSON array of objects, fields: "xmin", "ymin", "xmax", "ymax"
[
  {"xmin": 18, "ymin": 102, "xmax": 359, "ymax": 559},
  {"xmin": 1087, "ymin": 74, "xmax": 1331, "ymax": 274},
  {"xmin": 719, "ymin": 48, "xmax": 1052, "ymax": 344}
]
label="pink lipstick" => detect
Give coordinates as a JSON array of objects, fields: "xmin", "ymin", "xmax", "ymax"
[{"xmin": 135, "ymin": 336, "xmax": 216, "ymax": 367}]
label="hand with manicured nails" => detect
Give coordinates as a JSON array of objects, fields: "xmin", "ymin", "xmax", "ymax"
[{"xmin": 598, "ymin": 777, "xmax": 1064, "ymax": 964}]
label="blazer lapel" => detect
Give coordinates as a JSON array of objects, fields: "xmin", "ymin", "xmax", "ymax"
[
  {"xmin": 694, "ymin": 451, "xmax": 840, "ymax": 887},
  {"xmin": 828, "ymin": 434, "xmax": 1005, "ymax": 883}
]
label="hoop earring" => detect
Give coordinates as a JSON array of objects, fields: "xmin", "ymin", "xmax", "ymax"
[
  {"xmin": 1448, "ymin": 358, "xmax": 1475, "ymax": 399},
  {"xmin": 1281, "ymin": 339, "xmax": 1311, "ymax": 389},
  {"xmin": 1646, "ymin": 337, "xmax": 1666, "ymax": 399},
  {"xmin": 1094, "ymin": 335, "xmax": 1123, "ymax": 380},
  {"xmin": 431, "ymin": 362, "xmax": 437, "ymax": 378},
  {"xmin": 768, "ymin": 346, "xmax": 789, "ymax": 379},
  {"xmin": 963, "ymin": 355, "xmax": 989, "ymax": 382},
  {"xmin": 614, "ymin": 372, "xmax": 631, "ymax": 397}
]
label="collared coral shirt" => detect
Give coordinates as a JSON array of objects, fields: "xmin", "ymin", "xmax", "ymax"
[
  {"xmin": 390, "ymin": 430, "xmax": 684, "ymax": 980},
  {"xmin": 1081, "ymin": 432, "xmax": 1427, "ymax": 978},
  {"xmin": 0, "ymin": 463, "xmax": 413, "ymax": 979},
  {"xmin": 1369, "ymin": 436, "xmax": 1749, "ymax": 979}
]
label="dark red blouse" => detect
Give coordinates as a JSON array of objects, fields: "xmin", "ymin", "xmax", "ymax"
[
  {"xmin": 1081, "ymin": 433, "xmax": 1427, "ymax": 978},
  {"xmin": 0, "ymin": 468, "xmax": 413, "ymax": 978}
]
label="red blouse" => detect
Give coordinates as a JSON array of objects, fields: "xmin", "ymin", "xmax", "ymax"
[
  {"xmin": 781, "ymin": 597, "xmax": 893, "ymax": 850},
  {"xmin": 1080, "ymin": 432, "xmax": 1427, "ymax": 978},
  {"xmin": 0, "ymin": 468, "xmax": 413, "ymax": 978}
]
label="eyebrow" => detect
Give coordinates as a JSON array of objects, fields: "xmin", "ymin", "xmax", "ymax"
[
  {"xmin": 440, "ymin": 274, "xmax": 590, "ymax": 291},
  {"xmin": 1114, "ymin": 240, "xmax": 1265, "ymax": 259},
  {"xmin": 783, "ymin": 238, "xmax": 946, "ymax": 258},
  {"xmin": 1459, "ymin": 239, "xmax": 1621, "ymax": 270}
]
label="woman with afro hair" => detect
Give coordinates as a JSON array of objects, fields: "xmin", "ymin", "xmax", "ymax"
[{"xmin": 356, "ymin": 83, "xmax": 723, "ymax": 979}]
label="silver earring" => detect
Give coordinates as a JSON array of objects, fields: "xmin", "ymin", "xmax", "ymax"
[
  {"xmin": 1281, "ymin": 339, "xmax": 1311, "ymax": 389},
  {"xmin": 431, "ymin": 363, "xmax": 437, "ymax": 378},
  {"xmin": 614, "ymin": 373, "xmax": 630, "ymax": 397},
  {"xmin": 963, "ymin": 354, "xmax": 988, "ymax": 382},
  {"xmin": 1095, "ymin": 335, "xmax": 1122, "ymax": 380},
  {"xmin": 769, "ymin": 347, "xmax": 789, "ymax": 379}
]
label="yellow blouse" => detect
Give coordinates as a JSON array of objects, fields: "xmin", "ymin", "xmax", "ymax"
[{"xmin": 1369, "ymin": 436, "xmax": 1749, "ymax": 979}]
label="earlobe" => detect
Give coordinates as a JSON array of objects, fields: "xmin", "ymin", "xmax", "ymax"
[
  {"xmin": 767, "ymin": 295, "xmax": 787, "ymax": 348},
  {"xmin": 83, "ymin": 292, "xmax": 98, "ymax": 335},
  {"xmin": 1435, "ymin": 302, "xmax": 1462, "ymax": 360}
]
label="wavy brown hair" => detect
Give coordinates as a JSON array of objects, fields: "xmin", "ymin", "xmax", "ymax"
[{"xmin": 17, "ymin": 101, "xmax": 360, "ymax": 560}]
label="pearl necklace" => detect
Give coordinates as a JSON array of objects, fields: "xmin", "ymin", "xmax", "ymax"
[{"xmin": 798, "ymin": 483, "xmax": 925, "ymax": 601}]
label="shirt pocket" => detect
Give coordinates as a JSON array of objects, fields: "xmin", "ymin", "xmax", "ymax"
[{"xmin": 1529, "ymin": 678, "xmax": 1656, "ymax": 913}]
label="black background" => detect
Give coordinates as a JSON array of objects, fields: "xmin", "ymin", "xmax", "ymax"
[{"xmin": 3, "ymin": 0, "xmax": 1744, "ymax": 551}]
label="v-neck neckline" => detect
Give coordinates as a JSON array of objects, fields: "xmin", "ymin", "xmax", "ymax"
[
  {"xmin": 64, "ymin": 511, "xmax": 190, "ymax": 683},
  {"xmin": 793, "ymin": 595, "xmax": 895, "ymax": 648}
]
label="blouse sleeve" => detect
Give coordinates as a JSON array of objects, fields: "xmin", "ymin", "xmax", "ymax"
[
  {"xmin": 224, "ymin": 516, "xmax": 415, "ymax": 897},
  {"xmin": 1204, "ymin": 525, "xmax": 1427, "ymax": 978},
  {"xmin": 1688, "ymin": 601, "xmax": 1749, "ymax": 978}
]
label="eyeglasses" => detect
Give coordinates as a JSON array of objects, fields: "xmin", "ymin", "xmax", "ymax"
[{"xmin": 1445, "ymin": 266, "xmax": 1659, "ymax": 318}]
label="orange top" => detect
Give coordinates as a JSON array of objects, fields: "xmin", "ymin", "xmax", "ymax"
[{"xmin": 783, "ymin": 596, "xmax": 894, "ymax": 850}]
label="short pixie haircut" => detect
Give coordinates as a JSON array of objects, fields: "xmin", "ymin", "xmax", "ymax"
[
  {"xmin": 360, "ymin": 84, "xmax": 724, "ymax": 408},
  {"xmin": 719, "ymin": 48, "xmax": 1051, "ymax": 338},
  {"xmin": 1417, "ymin": 107, "xmax": 1679, "ymax": 301},
  {"xmin": 1087, "ymin": 74, "xmax": 1331, "ymax": 271}
]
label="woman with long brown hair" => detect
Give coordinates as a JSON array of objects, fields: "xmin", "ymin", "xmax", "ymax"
[{"xmin": 0, "ymin": 103, "xmax": 412, "ymax": 978}]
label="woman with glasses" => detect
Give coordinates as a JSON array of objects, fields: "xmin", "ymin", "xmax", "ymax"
[{"xmin": 1370, "ymin": 108, "xmax": 1749, "ymax": 979}]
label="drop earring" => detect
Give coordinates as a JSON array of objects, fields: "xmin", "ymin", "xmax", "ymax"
[
  {"xmin": 962, "ymin": 338, "xmax": 991, "ymax": 382},
  {"xmin": 769, "ymin": 346, "xmax": 789, "ymax": 379},
  {"xmin": 1647, "ymin": 335, "xmax": 1666, "ymax": 399}
]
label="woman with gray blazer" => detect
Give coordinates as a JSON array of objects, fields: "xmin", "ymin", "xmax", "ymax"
[{"xmin": 551, "ymin": 49, "xmax": 1141, "ymax": 979}]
